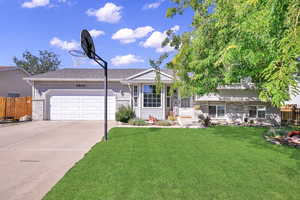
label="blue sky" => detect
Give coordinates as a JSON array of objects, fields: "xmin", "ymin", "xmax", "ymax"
[{"xmin": 0, "ymin": 0, "xmax": 193, "ymax": 69}]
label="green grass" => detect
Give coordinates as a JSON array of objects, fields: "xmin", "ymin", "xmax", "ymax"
[{"xmin": 43, "ymin": 127, "xmax": 300, "ymax": 200}]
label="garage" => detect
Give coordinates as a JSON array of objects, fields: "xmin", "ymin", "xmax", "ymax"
[{"xmin": 48, "ymin": 90, "xmax": 116, "ymax": 120}]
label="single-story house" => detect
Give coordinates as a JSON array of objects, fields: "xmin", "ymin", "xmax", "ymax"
[
  {"xmin": 24, "ymin": 67, "xmax": 281, "ymax": 124},
  {"xmin": 286, "ymin": 78, "xmax": 300, "ymax": 107},
  {"xmin": 0, "ymin": 66, "xmax": 31, "ymax": 97}
]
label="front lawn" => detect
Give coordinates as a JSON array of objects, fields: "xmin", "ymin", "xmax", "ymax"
[{"xmin": 43, "ymin": 127, "xmax": 300, "ymax": 200}]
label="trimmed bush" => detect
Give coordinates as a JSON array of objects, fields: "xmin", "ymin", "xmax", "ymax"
[
  {"xmin": 156, "ymin": 120, "xmax": 171, "ymax": 126},
  {"xmin": 128, "ymin": 118, "xmax": 147, "ymax": 126},
  {"xmin": 116, "ymin": 105, "xmax": 135, "ymax": 123},
  {"xmin": 265, "ymin": 127, "xmax": 293, "ymax": 137}
]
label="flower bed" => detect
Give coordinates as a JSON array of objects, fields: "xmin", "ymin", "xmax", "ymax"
[{"xmin": 264, "ymin": 127, "xmax": 300, "ymax": 148}]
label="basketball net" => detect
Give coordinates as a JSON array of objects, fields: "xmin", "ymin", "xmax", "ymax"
[{"xmin": 70, "ymin": 55, "xmax": 89, "ymax": 66}]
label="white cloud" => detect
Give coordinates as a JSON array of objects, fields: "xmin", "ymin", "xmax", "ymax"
[
  {"xmin": 89, "ymin": 29, "xmax": 105, "ymax": 38},
  {"xmin": 111, "ymin": 54, "xmax": 144, "ymax": 66},
  {"xmin": 171, "ymin": 25, "xmax": 180, "ymax": 32},
  {"xmin": 22, "ymin": 0, "xmax": 50, "ymax": 8},
  {"xmin": 140, "ymin": 25, "xmax": 180, "ymax": 53},
  {"xmin": 50, "ymin": 37, "xmax": 79, "ymax": 51},
  {"xmin": 112, "ymin": 26, "xmax": 154, "ymax": 44},
  {"xmin": 143, "ymin": 0, "xmax": 165, "ymax": 10},
  {"xmin": 86, "ymin": 2, "xmax": 122, "ymax": 23}
]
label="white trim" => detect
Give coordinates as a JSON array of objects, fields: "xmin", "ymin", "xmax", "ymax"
[
  {"xmin": 125, "ymin": 68, "xmax": 173, "ymax": 80},
  {"xmin": 44, "ymin": 89, "xmax": 115, "ymax": 96},
  {"xmin": 139, "ymin": 83, "xmax": 142, "ymax": 118},
  {"xmin": 121, "ymin": 80, "xmax": 173, "ymax": 84},
  {"xmin": 24, "ymin": 78, "xmax": 121, "ymax": 82},
  {"xmin": 126, "ymin": 68, "xmax": 153, "ymax": 80},
  {"xmin": 132, "ymin": 85, "xmax": 139, "ymax": 108}
]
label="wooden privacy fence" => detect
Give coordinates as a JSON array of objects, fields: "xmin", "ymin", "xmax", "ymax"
[
  {"xmin": 0, "ymin": 97, "xmax": 32, "ymax": 120},
  {"xmin": 281, "ymin": 104, "xmax": 300, "ymax": 126}
]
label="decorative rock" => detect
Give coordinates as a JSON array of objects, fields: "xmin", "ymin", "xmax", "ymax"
[{"xmin": 19, "ymin": 115, "xmax": 31, "ymax": 122}]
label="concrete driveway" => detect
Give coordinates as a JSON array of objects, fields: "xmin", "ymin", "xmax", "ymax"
[{"xmin": 0, "ymin": 121, "xmax": 116, "ymax": 200}]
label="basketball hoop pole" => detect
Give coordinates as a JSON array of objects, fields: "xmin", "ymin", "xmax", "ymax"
[
  {"xmin": 76, "ymin": 29, "xmax": 109, "ymax": 141},
  {"xmin": 93, "ymin": 54, "xmax": 108, "ymax": 141}
]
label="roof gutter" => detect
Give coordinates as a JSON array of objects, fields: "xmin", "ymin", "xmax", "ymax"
[
  {"xmin": 23, "ymin": 78, "xmax": 122, "ymax": 82},
  {"xmin": 121, "ymin": 80, "xmax": 174, "ymax": 84}
]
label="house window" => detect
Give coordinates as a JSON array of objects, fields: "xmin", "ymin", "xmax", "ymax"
[
  {"xmin": 181, "ymin": 98, "xmax": 190, "ymax": 108},
  {"xmin": 143, "ymin": 85, "xmax": 161, "ymax": 107},
  {"xmin": 166, "ymin": 86, "xmax": 171, "ymax": 107},
  {"xmin": 249, "ymin": 106, "xmax": 257, "ymax": 118},
  {"xmin": 257, "ymin": 106, "xmax": 266, "ymax": 118},
  {"xmin": 133, "ymin": 85, "xmax": 138, "ymax": 107},
  {"xmin": 7, "ymin": 93, "xmax": 20, "ymax": 97},
  {"xmin": 249, "ymin": 106, "xmax": 266, "ymax": 118},
  {"xmin": 208, "ymin": 105, "xmax": 225, "ymax": 118}
]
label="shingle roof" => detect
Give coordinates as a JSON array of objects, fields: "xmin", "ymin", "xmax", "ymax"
[
  {"xmin": 0, "ymin": 66, "xmax": 18, "ymax": 71},
  {"xmin": 25, "ymin": 68, "xmax": 173, "ymax": 81}
]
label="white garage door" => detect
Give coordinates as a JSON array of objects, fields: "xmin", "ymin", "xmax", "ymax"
[{"xmin": 50, "ymin": 95, "xmax": 116, "ymax": 120}]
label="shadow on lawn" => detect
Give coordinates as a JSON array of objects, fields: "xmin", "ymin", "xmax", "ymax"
[
  {"xmin": 209, "ymin": 126, "xmax": 298, "ymax": 155},
  {"xmin": 108, "ymin": 127, "xmax": 162, "ymax": 140},
  {"xmin": 210, "ymin": 126, "xmax": 300, "ymax": 176}
]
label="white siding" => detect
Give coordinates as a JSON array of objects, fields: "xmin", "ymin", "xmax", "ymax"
[
  {"xmin": 32, "ymin": 81, "xmax": 130, "ymax": 120},
  {"xmin": 195, "ymin": 89, "xmax": 260, "ymax": 101},
  {"xmin": 33, "ymin": 81, "xmax": 129, "ymax": 99}
]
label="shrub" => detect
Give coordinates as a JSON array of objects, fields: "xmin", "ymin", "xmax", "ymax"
[
  {"xmin": 265, "ymin": 127, "xmax": 293, "ymax": 137},
  {"xmin": 198, "ymin": 114, "xmax": 211, "ymax": 127},
  {"xmin": 116, "ymin": 105, "xmax": 135, "ymax": 123},
  {"xmin": 157, "ymin": 120, "xmax": 171, "ymax": 126},
  {"xmin": 167, "ymin": 115, "xmax": 176, "ymax": 121},
  {"xmin": 128, "ymin": 118, "xmax": 147, "ymax": 126}
]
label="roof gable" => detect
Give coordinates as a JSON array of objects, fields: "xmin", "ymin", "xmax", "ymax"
[{"xmin": 126, "ymin": 68, "xmax": 173, "ymax": 81}]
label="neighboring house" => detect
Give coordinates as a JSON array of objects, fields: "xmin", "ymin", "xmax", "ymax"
[
  {"xmin": 24, "ymin": 67, "xmax": 280, "ymax": 125},
  {"xmin": 191, "ymin": 84, "xmax": 280, "ymax": 125},
  {"xmin": 286, "ymin": 78, "xmax": 300, "ymax": 107},
  {"xmin": 0, "ymin": 66, "xmax": 31, "ymax": 97}
]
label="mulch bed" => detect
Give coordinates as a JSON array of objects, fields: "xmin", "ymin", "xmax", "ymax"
[{"xmin": 265, "ymin": 130, "xmax": 300, "ymax": 148}]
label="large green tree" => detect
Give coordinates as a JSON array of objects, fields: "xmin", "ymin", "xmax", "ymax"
[
  {"xmin": 13, "ymin": 50, "xmax": 61, "ymax": 75},
  {"xmin": 164, "ymin": 0, "xmax": 300, "ymax": 107}
]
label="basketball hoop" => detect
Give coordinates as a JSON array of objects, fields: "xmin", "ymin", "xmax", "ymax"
[
  {"xmin": 68, "ymin": 29, "xmax": 109, "ymax": 141},
  {"xmin": 69, "ymin": 50, "xmax": 88, "ymax": 66},
  {"xmin": 69, "ymin": 49, "xmax": 87, "ymax": 57}
]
